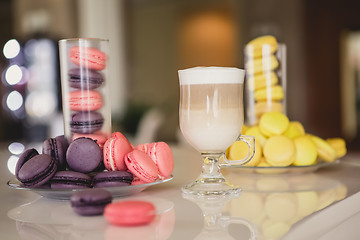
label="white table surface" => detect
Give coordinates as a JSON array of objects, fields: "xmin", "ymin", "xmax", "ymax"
[{"xmin": 1, "ymin": 143, "xmax": 360, "ymax": 240}]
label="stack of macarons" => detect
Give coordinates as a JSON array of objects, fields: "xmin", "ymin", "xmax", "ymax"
[
  {"xmin": 226, "ymin": 112, "xmax": 347, "ymax": 168},
  {"xmin": 67, "ymin": 46, "xmax": 108, "ymax": 146},
  {"xmin": 15, "ymin": 131, "xmax": 174, "ymax": 189},
  {"xmin": 245, "ymin": 35, "xmax": 285, "ymax": 125}
]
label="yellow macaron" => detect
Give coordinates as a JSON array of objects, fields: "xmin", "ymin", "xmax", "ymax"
[
  {"xmin": 247, "ymin": 71, "xmax": 279, "ymax": 91},
  {"xmin": 226, "ymin": 139, "xmax": 262, "ymax": 166},
  {"xmin": 326, "ymin": 138, "xmax": 347, "ymax": 158},
  {"xmin": 309, "ymin": 135, "xmax": 337, "ymax": 163},
  {"xmin": 245, "ymin": 35, "xmax": 279, "ymax": 59},
  {"xmin": 259, "ymin": 112, "xmax": 290, "ymax": 137},
  {"xmin": 254, "ymin": 85, "xmax": 284, "ymax": 102},
  {"xmin": 242, "ymin": 124, "xmax": 249, "ymax": 135},
  {"xmin": 255, "ymin": 101, "xmax": 283, "ymax": 119},
  {"xmin": 293, "ymin": 136, "xmax": 318, "ymax": 166},
  {"xmin": 283, "ymin": 121, "xmax": 305, "ymax": 139},
  {"xmin": 246, "ymin": 55, "xmax": 279, "ymax": 76},
  {"xmin": 263, "ymin": 135, "xmax": 295, "ymax": 166},
  {"xmin": 245, "ymin": 126, "xmax": 268, "ymax": 146}
]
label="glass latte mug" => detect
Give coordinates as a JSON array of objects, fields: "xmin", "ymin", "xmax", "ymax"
[{"xmin": 178, "ymin": 67, "xmax": 255, "ymax": 196}]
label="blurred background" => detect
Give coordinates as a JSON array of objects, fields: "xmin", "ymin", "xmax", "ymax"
[{"xmin": 0, "ymin": 0, "xmax": 360, "ymax": 150}]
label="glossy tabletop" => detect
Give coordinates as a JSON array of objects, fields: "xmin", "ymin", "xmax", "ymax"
[{"xmin": 1, "ymin": 143, "xmax": 360, "ymax": 240}]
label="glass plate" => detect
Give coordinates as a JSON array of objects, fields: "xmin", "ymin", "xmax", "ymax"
[
  {"xmin": 220, "ymin": 160, "xmax": 340, "ymax": 174},
  {"xmin": 7, "ymin": 175, "xmax": 173, "ymax": 200}
]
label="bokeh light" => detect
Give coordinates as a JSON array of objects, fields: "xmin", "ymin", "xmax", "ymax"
[
  {"xmin": 25, "ymin": 92, "xmax": 56, "ymax": 118},
  {"xmin": 6, "ymin": 91, "xmax": 23, "ymax": 111},
  {"xmin": 5, "ymin": 65, "xmax": 23, "ymax": 85},
  {"xmin": 3, "ymin": 39, "xmax": 20, "ymax": 59},
  {"xmin": 7, "ymin": 155, "xmax": 19, "ymax": 175},
  {"xmin": 8, "ymin": 142, "xmax": 25, "ymax": 155}
]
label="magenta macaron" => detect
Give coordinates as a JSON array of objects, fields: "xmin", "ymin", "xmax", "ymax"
[{"xmin": 124, "ymin": 149, "xmax": 159, "ymax": 183}]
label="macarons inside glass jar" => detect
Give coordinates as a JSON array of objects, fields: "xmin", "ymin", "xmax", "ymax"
[{"xmin": 59, "ymin": 38, "xmax": 112, "ymax": 143}]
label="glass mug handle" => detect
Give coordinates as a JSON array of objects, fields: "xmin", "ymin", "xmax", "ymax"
[
  {"xmin": 220, "ymin": 216, "xmax": 257, "ymax": 240},
  {"xmin": 222, "ymin": 135, "xmax": 255, "ymax": 165}
]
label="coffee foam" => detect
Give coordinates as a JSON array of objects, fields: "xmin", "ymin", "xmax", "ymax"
[{"xmin": 178, "ymin": 67, "xmax": 245, "ymax": 85}]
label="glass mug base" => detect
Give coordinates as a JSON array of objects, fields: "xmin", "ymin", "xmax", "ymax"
[{"xmin": 181, "ymin": 177, "xmax": 241, "ymax": 196}]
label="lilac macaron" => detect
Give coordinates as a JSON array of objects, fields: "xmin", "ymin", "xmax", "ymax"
[
  {"xmin": 70, "ymin": 111, "xmax": 104, "ymax": 134},
  {"xmin": 70, "ymin": 189, "xmax": 112, "ymax": 216},
  {"xmin": 92, "ymin": 171, "xmax": 134, "ymax": 188},
  {"xmin": 15, "ymin": 148, "xmax": 39, "ymax": 179},
  {"xmin": 66, "ymin": 137, "xmax": 103, "ymax": 173},
  {"xmin": 50, "ymin": 171, "xmax": 92, "ymax": 189},
  {"xmin": 17, "ymin": 154, "xmax": 58, "ymax": 188},
  {"xmin": 68, "ymin": 68, "xmax": 104, "ymax": 89},
  {"xmin": 42, "ymin": 137, "xmax": 67, "ymax": 170}
]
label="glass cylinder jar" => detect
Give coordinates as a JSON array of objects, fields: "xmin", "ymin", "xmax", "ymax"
[
  {"xmin": 244, "ymin": 38, "xmax": 287, "ymax": 126},
  {"xmin": 59, "ymin": 38, "xmax": 111, "ymax": 144}
]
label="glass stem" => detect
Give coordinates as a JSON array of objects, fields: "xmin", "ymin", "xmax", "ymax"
[{"xmin": 199, "ymin": 153, "xmax": 225, "ymax": 182}]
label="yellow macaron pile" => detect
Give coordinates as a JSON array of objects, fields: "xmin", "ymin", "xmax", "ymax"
[
  {"xmin": 226, "ymin": 112, "xmax": 347, "ymax": 167},
  {"xmin": 245, "ymin": 35, "xmax": 285, "ymax": 122}
]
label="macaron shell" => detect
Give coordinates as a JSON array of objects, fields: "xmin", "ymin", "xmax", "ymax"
[
  {"xmin": 263, "ymin": 135, "xmax": 295, "ymax": 167},
  {"xmin": 69, "ymin": 90, "xmax": 103, "ymax": 111},
  {"xmin": 72, "ymin": 133, "xmax": 108, "ymax": 149},
  {"xmin": 309, "ymin": 135, "xmax": 337, "ymax": 163},
  {"xmin": 50, "ymin": 171, "xmax": 91, "ymax": 189},
  {"xmin": 254, "ymin": 85, "xmax": 284, "ymax": 101},
  {"xmin": 71, "ymin": 189, "xmax": 112, "ymax": 216},
  {"xmin": 68, "ymin": 68, "xmax": 104, "ymax": 89},
  {"xmin": 92, "ymin": 170, "xmax": 133, "ymax": 188},
  {"xmin": 245, "ymin": 35, "xmax": 278, "ymax": 58},
  {"xmin": 259, "ymin": 112, "xmax": 290, "ymax": 137},
  {"xmin": 148, "ymin": 142, "xmax": 174, "ymax": 178},
  {"xmin": 17, "ymin": 154, "xmax": 57, "ymax": 187},
  {"xmin": 15, "ymin": 148, "xmax": 39, "ymax": 179},
  {"xmin": 66, "ymin": 137, "xmax": 103, "ymax": 173},
  {"xmin": 42, "ymin": 138, "xmax": 66, "ymax": 170},
  {"xmin": 104, "ymin": 201, "xmax": 155, "ymax": 226},
  {"xmin": 125, "ymin": 150, "xmax": 158, "ymax": 183},
  {"xmin": 70, "ymin": 111, "xmax": 104, "ymax": 134},
  {"xmin": 103, "ymin": 137, "xmax": 133, "ymax": 171},
  {"xmin": 293, "ymin": 136, "xmax": 317, "ymax": 166},
  {"xmin": 69, "ymin": 47, "xmax": 107, "ymax": 71}
]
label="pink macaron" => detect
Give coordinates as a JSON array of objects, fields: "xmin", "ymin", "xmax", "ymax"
[
  {"xmin": 69, "ymin": 46, "xmax": 107, "ymax": 71},
  {"xmin": 105, "ymin": 200, "xmax": 156, "ymax": 226},
  {"xmin": 125, "ymin": 149, "xmax": 158, "ymax": 183},
  {"xmin": 68, "ymin": 90, "xmax": 103, "ymax": 111},
  {"xmin": 136, "ymin": 142, "xmax": 174, "ymax": 179},
  {"xmin": 147, "ymin": 142, "xmax": 174, "ymax": 179},
  {"xmin": 103, "ymin": 134, "xmax": 133, "ymax": 171}
]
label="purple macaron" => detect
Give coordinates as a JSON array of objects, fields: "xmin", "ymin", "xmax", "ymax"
[
  {"xmin": 92, "ymin": 171, "xmax": 134, "ymax": 188},
  {"xmin": 50, "ymin": 171, "xmax": 92, "ymax": 189},
  {"xmin": 70, "ymin": 189, "xmax": 112, "ymax": 216},
  {"xmin": 17, "ymin": 154, "xmax": 58, "ymax": 188},
  {"xmin": 66, "ymin": 137, "xmax": 103, "ymax": 173},
  {"xmin": 42, "ymin": 137, "xmax": 67, "ymax": 170},
  {"xmin": 68, "ymin": 68, "xmax": 104, "ymax": 89},
  {"xmin": 70, "ymin": 111, "xmax": 104, "ymax": 134},
  {"xmin": 15, "ymin": 148, "xmax": 39, "ymax": 179}
]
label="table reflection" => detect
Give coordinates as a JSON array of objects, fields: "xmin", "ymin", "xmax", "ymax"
[
  {"xmin": 182, "ymin": 192, "xmax": 257, "ymax": 240},
  {"xmin": 223, "ymin": 172, "xmax": 347, "ymax": 240},
  {"xmin": 8, "ymin": 195, "xmax": 175, "ymax": 240}
]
